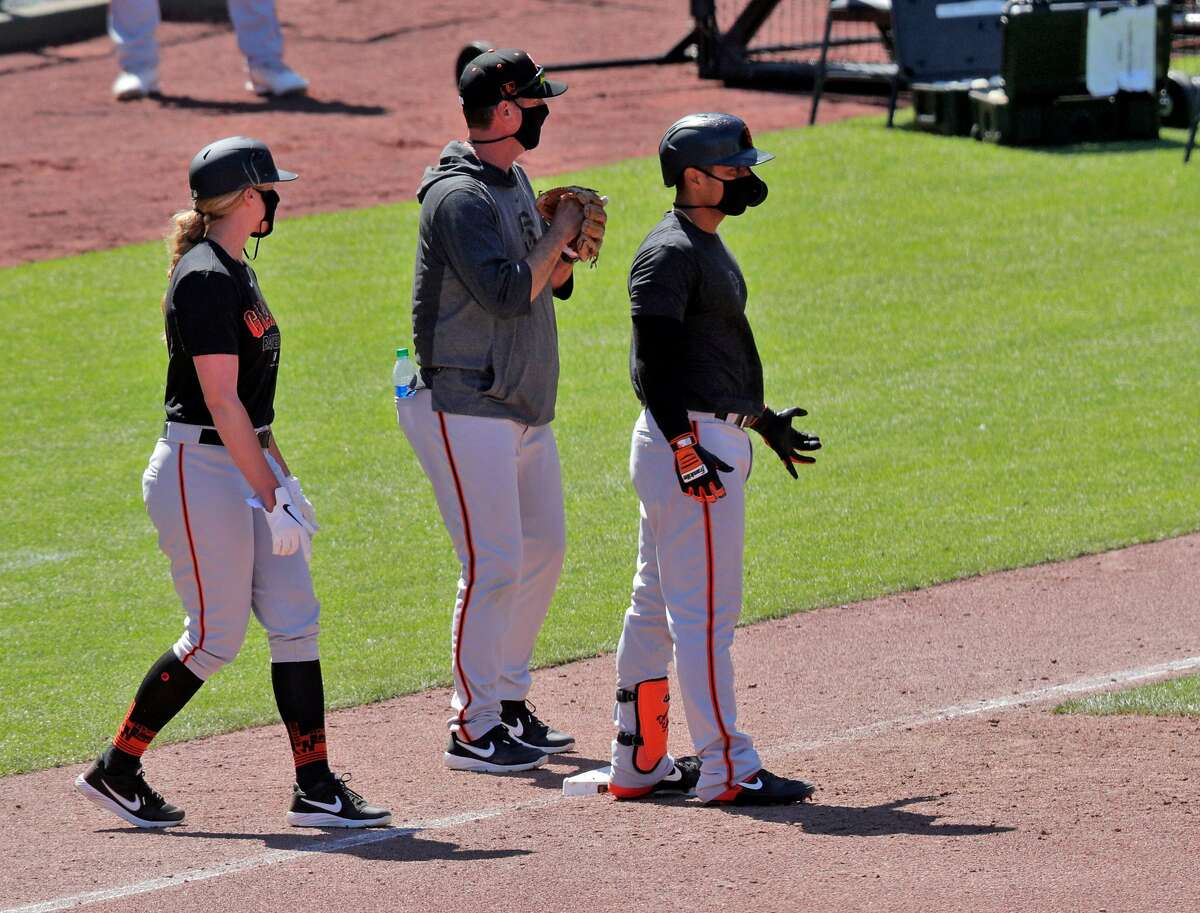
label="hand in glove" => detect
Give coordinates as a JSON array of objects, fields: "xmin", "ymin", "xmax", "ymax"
[
  {"xmin": 670, "ymin": 432, "xmax": 734, "ymax": 504},
  {"xmin": 263, "ymin": 486, "xmax": 317, "ymax": 562},
  {"xmin": 283, "ymin": 475, "xmax": 320, "ymax": 533},
  {"xmin": 536, "ymin": 185, "xmax": 608, "ymax": 265},
  {"xmin": 752, "ymin": 407, "xmax": 821, "ymax": 479}
]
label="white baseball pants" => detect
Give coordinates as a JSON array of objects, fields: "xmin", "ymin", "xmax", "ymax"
[
  {"xmin": 611, "ymin": 410, "xmax": 762, "ymax": 802},
  {"xmin": 142, "ymin": 432, "xmax": 320, "ymax": 682},
  {"xmin": 396, "ymin": 390, "xmax": 566, "ymax": 740},
  {"xmin": 109, "ymin": 0, "xmax": 286, "ymax": 74}
]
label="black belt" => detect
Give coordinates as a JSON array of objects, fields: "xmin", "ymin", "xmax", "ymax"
[
  {"xmin": 164, "ymin": 423, "xmax": 271, "ymax": 448},
  {"xmin": 713, "ymin": 412, "xmax": 756, "ymax": 428},
  {"xmin": 199, "ymin": 427, "xmax": 272, "ymax": 448}
]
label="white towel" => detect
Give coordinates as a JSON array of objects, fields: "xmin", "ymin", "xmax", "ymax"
[{"xmin": 1086, "ymin": 6, "xmax": 1156, "ymax": 97}]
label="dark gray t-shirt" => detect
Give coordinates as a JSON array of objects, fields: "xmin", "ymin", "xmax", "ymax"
[
  {"xmin": 411, "ymin": 143, "xmax": 568, "ymax": 427},
  {"xmin": 628, "ymin": 211, "xmax": 764, "ymax": 416}
]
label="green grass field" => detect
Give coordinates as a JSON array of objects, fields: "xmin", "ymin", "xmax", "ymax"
[
  {"xmin": 1056, "ymin": 674, "xmax": 1200, "ymax": 716},
  {"xmin": 2, "ymin": 116, "xmax": 1198, "ymax": 776}
]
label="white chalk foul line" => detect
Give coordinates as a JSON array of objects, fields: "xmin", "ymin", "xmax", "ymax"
[
  {"xmin": 4, "ymin": 798, "xmax": 558, "ymax": 913},
  {"xmin": 762, "ymin": 654, "xmax": 1200, "ymax": 759},
  {"xmin": 8, "ymin": 655, "xmax": 1199, "ymax": 913}
]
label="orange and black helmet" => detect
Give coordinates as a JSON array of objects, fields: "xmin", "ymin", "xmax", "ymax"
[{"xmin": 658, "ymin": 113, "xmax": 774, "ymax": 187}]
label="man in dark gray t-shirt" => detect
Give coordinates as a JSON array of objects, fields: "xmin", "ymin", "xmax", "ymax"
[
  {"xmin": 396, "ymin": 48, "xmax": 595, "ymax": 776},
  {"xmin": 607, "ymin": 113, "xmax": 823, "ymax": 807}
]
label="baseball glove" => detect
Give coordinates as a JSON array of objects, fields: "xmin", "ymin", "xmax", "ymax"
[{"xmin": 536, "ymin": 185, "xmax": 608, "ymax": 266}]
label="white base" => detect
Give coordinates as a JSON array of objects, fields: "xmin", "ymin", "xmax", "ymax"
[{"xmin": 562, "ymin": 765, "xmax": 612, "ymax": 797}]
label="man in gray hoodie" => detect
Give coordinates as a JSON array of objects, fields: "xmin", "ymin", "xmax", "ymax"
[{"xmin": 397, "ymin": 48, "xmax": 591, "ymax": 774}]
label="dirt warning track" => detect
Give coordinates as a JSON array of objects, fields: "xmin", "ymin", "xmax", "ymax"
[
  {"xmin": 0, "ymin": 0, "xmax": 881, "ymax": 268},
  {"xmin": 2, "ymin": 534, "xmax": 1197, "ymax": 913}
]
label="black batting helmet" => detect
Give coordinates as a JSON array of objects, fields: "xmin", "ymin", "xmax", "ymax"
[
  {"xmin": 188, "ymin": 136, "xmax": 298, "ymax": 201},
  {"xmin": 658, "ymin": 113, "xmax": 774, "ymax": 187}
]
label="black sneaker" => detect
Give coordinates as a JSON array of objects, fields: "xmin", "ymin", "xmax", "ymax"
[
  {"xmin": 444, "ymin": 723, "xmax": 548, "ymax": 773},
  {"xmin": 500, "ymin": 700, "xmax": 575, "ymax": 754},
  {"xmin": 710, "ymin": 768, "xmax": 817, "ymax": 806},
  {"xmin": 610, "ymin": 755, "xmax": 702, "ymax": 800},
  {"xmin": 286, "ymin": 772, "xmax": 392, "ymax": 828},
  {"xmin": 74, "ymin": 756, "xmax": 185, "ymax": 828}
]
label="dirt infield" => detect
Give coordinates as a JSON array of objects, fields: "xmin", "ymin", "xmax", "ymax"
[
  {"xmin": 1, "ymin": 534, "xmax": 1197, "ymax": 912},
  {"xmin": 5, "ymin": 4, "xmax": 1198, "ymax": 911},
  {"xmin": 0, "ymin": 0, "xmax": 880, "ymax": 268}
]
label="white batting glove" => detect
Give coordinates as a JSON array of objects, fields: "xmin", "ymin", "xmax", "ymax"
[
  {"xmin": 264, "ymin": 486, "xmax": 316, "ymax": 561},
  {"xmin": 283, "ymin": 475, "xmax": 320, "ymax": 532}
]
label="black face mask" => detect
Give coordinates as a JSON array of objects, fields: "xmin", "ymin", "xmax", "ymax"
[
  {"xmin": 676, "ymin": 170, "xmax": 768, "ymax": 217},
  {"xmin": 473, "ymin": 102, "xmax": 550, "ymax": 151},
  {"xmin": 702, "ymin": 170, "xmax": 768, "ymax": 216},
  {"xmin": 514, "ymin": 103, "xmax": 549, "ymax": 150},
  {"xmin": 251, "ymin": 189, "xmax": 280, "ymax": 238}
]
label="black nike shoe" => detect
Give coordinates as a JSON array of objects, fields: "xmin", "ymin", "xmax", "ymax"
[
  {"xmin": 500, "ymin": 699, "xmax": 575, "ymax": 754},
  {"xmin": 74, "ymin": 756, "xmax": 185, "ymax": 828},
  {"xmin": 443, "ymin": 723, "xmax": 548, "ymax": 773},
  {"xmin": 710, "ymin": 768, "xmax": 817, "ymax": 806},
  {"xmin": 286, "ymin": 772, "xmax": 392, "ymax": 828},
  {"xmin": 610, "ymin": 755, "xmax": 702, "ymax": 800}
]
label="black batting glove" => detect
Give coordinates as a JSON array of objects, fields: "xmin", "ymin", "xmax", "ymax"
[
  {"xmin": 669, "ymin": 432, "xmax": 734, "ymax": 503},
  {"xmin": 752, "ymin": 406, "xmax": 821, "ymax": 479}
]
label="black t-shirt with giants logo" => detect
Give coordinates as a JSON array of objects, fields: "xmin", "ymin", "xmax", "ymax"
[{"xmin": 162, "ymin": 239, "xmax": 280, "ymax": 427}]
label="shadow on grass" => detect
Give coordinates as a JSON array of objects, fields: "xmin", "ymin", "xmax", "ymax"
[
  {"xmin": 713, "ymin": 793, "xmax": 1015, "ymax": 837},
  {"xmin": 890, "ymin": 119, "xmax": 1187, "ymax": 155}
]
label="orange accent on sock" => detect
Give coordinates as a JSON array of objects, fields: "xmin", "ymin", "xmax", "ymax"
[
  {"xmin": 286, "ymin": 722, "xmax": 328, "ymax": 769},
  {"xmin": 112, "ymin": 702, "xmax": 158, "ymax": 758}
]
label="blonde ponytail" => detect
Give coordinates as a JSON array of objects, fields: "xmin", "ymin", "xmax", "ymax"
[{"xmin": 161, "ymin": 188, "xmax": 248, "ymax": 313}]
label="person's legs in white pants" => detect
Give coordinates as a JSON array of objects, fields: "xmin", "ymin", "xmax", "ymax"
[{"xmin": 108, "ymin": 0, "xmax": 160, "ymax": 97}]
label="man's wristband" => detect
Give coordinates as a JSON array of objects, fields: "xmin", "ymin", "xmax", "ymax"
[{"xmin": 669, "ymin": 432, "xmax": 697, "ymax": 452}]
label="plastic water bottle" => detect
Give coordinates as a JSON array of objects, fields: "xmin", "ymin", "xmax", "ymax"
[{"xmin": 393, "ymin": 347, "xmax": 417, "ymax": 398}]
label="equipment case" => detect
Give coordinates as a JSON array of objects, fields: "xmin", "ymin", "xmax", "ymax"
[
  {"xmin": 970, "ymin": 87, "xmax": 1160, "ymax": 144},
  {"xmin": 912, "ymin": 81, "xmax": 976, "ymax": 136}
]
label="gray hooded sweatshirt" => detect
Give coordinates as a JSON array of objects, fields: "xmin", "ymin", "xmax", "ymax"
[{"xmin": 411, "ymin": 141, "xmax": 572, "ymax": 427}]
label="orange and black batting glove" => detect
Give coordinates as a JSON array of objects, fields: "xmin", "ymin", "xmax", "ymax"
[
  {"xmin": 669, "ymin": 432, "xmax": 734, "ymax": 504},
  {"xmin": 751, "ymin": 406, "xmax": 821, "ymax": 479}
]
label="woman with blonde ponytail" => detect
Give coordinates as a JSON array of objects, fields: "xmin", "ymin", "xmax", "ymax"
[
  {"xmin": 75, "ymin": 136, "xmax": 391, "ymax": 832},
  {"xmin": 161, "ymin": 194, "xmax": 241, "ymax": 312}
]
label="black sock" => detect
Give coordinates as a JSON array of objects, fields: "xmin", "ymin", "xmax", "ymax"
[
  {"xmin": 102, "ymin": 650, "xmax": 204, "ymax": 774},
  {"xmin": 271, "ymin": 660, "xmax": 332, "ymax": 791}
]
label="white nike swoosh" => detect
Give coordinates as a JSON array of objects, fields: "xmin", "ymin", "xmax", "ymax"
[
  {"xmin": 662, "ymin": 767, "xmax": 683, "ymax": 783},
  {"xmin": 506, "ymin": 719, "xmax": 525, "ymax": 738},
  {"xmin": 738, "ymin": 777, "xmax": 764, "ymax": 790},
  {"xmin": 458, "ymin": 739, "xmax": 496, "ymax": 758},
  {"xmin": 301, "ymin": 795, "xmax": 342, "ymax": 813},
  {"xmin": 102, "ymin": 779, "xmax": 142, "ymax": 812}
]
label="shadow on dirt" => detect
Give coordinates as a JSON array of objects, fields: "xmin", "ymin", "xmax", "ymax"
[
  {"xmin": 96, "ymin": 826, "xmax": 532, "ymax": 862},
  {"xmin": 519, "ymin": 755, "xmax": 609, "ymax": 791},
  {"xmin": 150, "ymin": 93, "xmax": 388, "ymax": 116},
  {"xmin": 713, "ymin": 794, "xmax": 1015, "ymax": 837}
]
